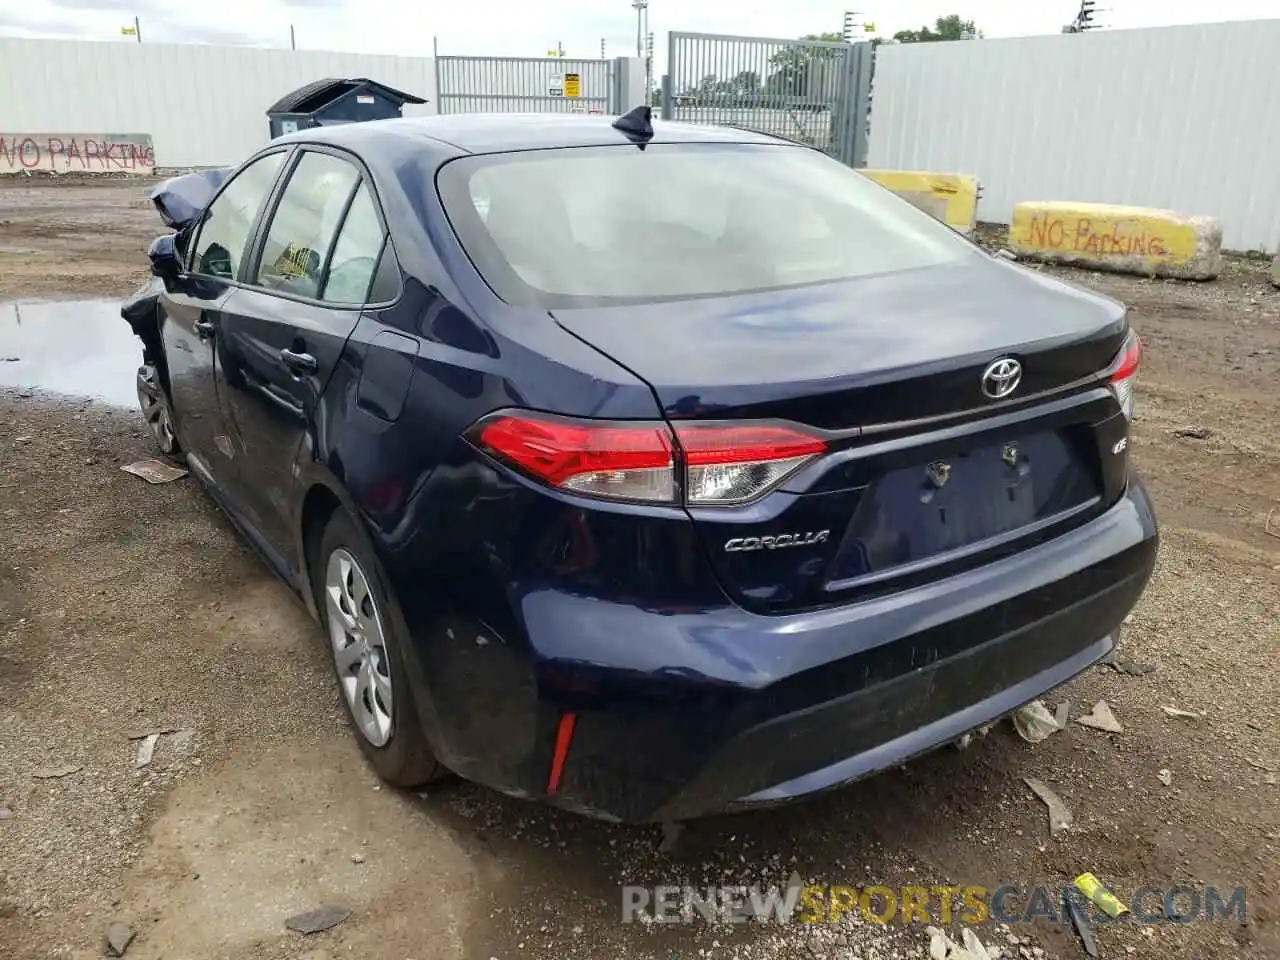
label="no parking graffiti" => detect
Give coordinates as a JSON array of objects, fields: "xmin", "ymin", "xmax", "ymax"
[{"xmin": 0, "ymin": 134, "xmax": 155, "ymax": 175}]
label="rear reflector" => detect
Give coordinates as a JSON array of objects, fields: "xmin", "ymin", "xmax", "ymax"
[
  {"xmin": 472, "ymin": 413, "xmax": 827, "ymax": 506},
  {"xmin": 545, "ymin": 712, "xmax": 577, "ymax": 794},
  {"xmin": 1108, "ymin": 330, "xmax": 1142, "ymax": 419}
]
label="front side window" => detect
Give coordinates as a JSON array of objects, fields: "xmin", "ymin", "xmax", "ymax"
[
  {"xmin": 439, "ymin": 143, "xmax": 978, "ymax": 307},
  {"xmin": 254, "ymin": 151, "xmax": 361, "ymax": 299},
  {"xmin": 190, "ymin": 152, "xmax": 286, "ymax": 279}
]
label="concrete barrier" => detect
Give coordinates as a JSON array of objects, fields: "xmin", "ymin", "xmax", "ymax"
[
  {"xmin": 1008, "ymin": 201, "xmax": 1223, "ymax": 280},
  {"xmin": 861, "ymin": 170, "xmax": 980, "ymax": 234},
  {"xmin": 1272, "ymin": 252, "xmax": 1280, "ymax": 288},
  {"xmin": 0, "ymin": 134, "xmax": 155, "ymax": 175}
]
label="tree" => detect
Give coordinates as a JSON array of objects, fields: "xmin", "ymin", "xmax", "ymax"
[
  {"xmin": 765, "ymin": 31, "xmax": 844, "ymax": 97},
  {"xmin": 892, "ymin": 14, "xmax": 981, "ymax": 43}
]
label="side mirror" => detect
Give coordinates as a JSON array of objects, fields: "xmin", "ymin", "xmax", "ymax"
[{"xmin": 148, "ymin": 234, "xmax": 182, "ymax": 290}]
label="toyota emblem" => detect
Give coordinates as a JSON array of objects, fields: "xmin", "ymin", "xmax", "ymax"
[{"xmin": 981, "ymin": 357, "xmax": 1022, "ymax": 399}]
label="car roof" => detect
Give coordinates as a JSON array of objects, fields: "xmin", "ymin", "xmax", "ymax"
[{"xmin": 279, "ymin": 112, "xmax": 792, "ymax": 156}]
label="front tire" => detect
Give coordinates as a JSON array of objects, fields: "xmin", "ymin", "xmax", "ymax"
[
  {"xmin": 314, "ymin": 510, "xmax": 444, "ymax": 788},
  {"xmin": 136, "ymin": 363, "xmax": 182, "ymax": 460}
]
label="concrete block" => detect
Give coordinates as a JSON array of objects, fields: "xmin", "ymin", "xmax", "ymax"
[
  {"xmin": 1272, "ymin": 252, "xmax": 1280, "ymax": 288},
  {"xmin": 861, "ymin": 170, "xmax": 980, "ymax": 234},
  {"xmin": 1008, "ymin": 201, "xmax": 1222, "ymax": 280}
]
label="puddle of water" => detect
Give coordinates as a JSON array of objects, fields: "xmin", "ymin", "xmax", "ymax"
[{"xmin": 0, "ymin": 299, "xmax": 140, "ymax": 407}]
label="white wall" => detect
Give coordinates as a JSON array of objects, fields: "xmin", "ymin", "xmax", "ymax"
[
  {"xmin": 0, "ymin": 38, "xmax": 437, "ymax": 168},
  {"xmin": 868, "ymin": 20, "xmax": 1280, "ymax": 252}
]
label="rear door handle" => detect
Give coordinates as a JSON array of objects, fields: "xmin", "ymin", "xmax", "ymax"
[
  {"xmin": 280, "ymin": 348, "xmax": 318, "ymax": 375},
  {"xmin": 194, "ymin": 319, "xmax": 215, "ymax": 339}
]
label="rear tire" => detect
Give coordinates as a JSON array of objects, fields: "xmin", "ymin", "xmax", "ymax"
[
  {"xmin": 136, "ymin": 363, "xmax": 183, "ymax": 461},
  {"xmin": 314, "ymin": 510, "xmax": 444, "ymax": 788}
]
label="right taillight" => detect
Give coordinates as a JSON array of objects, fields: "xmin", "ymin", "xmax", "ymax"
[
  {"xmin": 1108, "ymin": 330, "xmax": 1142, "ymax": 420},
  {"xmin": 471, "ymin": 412, "xmax": 827, "ymax": 506}
]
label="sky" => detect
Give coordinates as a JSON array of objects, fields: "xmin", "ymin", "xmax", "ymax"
[{"xmin": 3, "ymin": 0, "xmax": 1280, "ymax": 61}]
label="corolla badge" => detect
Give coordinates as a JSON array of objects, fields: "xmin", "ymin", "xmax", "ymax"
[
  {"xmin": 981, "ymin": 357, "xmax": 1022, "ymax": 400},
  {"xmin": 724, "ymin": 530, "xmax": 831, "ymax": 553}
]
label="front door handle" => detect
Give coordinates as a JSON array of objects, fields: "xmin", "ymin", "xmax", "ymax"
[
  {"xmin": 194, "ymin": 319, "xmax": 215, "ymax": 339},
  {"xmin": 280, "ymin": 348, "xmax": 318, "ymax": 375}
]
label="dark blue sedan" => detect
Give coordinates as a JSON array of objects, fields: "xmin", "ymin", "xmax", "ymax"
[{"xmin": 123, "ymin": 108, "xmax": 1157, "ymax": 822}]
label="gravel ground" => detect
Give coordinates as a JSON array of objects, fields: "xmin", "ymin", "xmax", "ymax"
[{"xmin": 0, "ymin": 180, "xmax": 1277, "ymax": 960}]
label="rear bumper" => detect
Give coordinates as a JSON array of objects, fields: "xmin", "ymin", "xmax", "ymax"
[{"xmin": 416, "ymin": 478, "xmax": 1158, "ymax": 822}]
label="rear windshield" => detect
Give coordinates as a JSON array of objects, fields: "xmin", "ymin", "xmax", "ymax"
[{"xmin": 436, "ymin": 142, "xmax": 976, "ymax": 308}]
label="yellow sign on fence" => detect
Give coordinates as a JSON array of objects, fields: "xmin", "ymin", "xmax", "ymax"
[{"xmin": 563, "ymin": 73, "xmax": 581, "ymax": 98}]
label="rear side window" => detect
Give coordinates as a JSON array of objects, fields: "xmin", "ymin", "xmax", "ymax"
[
  {"xmin": 254, "ymin": 151, "xmax": 361, "ymax": 299},
  {"xmin": 190, "ymin": 152, "xmax": 285, "ymax": 279},
  {"xmin": 322, "ymin": 183, "xmax": 389, "ymax": 304},
  {"xmin": 439, "ymin": 143, "xmax": 976, "ymax": 307}
]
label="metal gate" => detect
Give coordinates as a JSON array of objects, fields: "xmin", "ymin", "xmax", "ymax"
[
  {"xmin": 661, "ymin": 32, "xmax": 873, "ymax": 167},
  {"xmin": 435, "ymin": 56, "xmax": 614, "ymax": 115}
]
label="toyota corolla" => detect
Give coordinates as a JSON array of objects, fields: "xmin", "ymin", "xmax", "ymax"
[{"xmin": 122, "ymin": 108, "xmax": 1158, "ymax": 822}]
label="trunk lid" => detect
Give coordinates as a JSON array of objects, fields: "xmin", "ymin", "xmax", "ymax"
[
  {"xmin": 552, "ymin": 259, "xmax": 1133, "ymax": 613},
  {"xmin": 552, "ymin": 258, "xmax": 1126, "ymax": 426}
]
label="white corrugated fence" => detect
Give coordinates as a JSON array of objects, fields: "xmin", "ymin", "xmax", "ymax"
[
  {"xmin": 0, "ymin": 38, "xmax": 437, "ymax": 169},
  {"xmin": 866, "ymin": 19, "xmax": 1280, "ymax": 252}
]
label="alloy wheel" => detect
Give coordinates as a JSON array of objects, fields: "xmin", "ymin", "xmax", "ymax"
[
  {"xmin": 136, "ymin": 364, "xmax": 177, "ymax": 455},
  {"xmin": 324, "ymin": 548, "xmax": 394, "ymax": 746}
]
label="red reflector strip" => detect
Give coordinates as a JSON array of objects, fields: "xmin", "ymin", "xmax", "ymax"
[
  {"xmin": 545, "ymin": 712, "xmax": 577, "ymax": 794},
  {"xmin": 675, "ymin": 424, "xmax": 827, "ymax": 465}
]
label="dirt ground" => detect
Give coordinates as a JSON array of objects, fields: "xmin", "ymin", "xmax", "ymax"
[{"xmin": 1, "ymin": 178, "xmax": 1277, "ymax": 960}]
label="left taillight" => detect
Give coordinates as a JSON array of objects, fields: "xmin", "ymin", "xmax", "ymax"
[
  {"xmin": 1108, "ymin": 329, "xmax": 1142, "ymax": 420},
  {"xmin": 474, "ymin": 414, "xmax": 677, "ymax": 503},
  {"xmin": 471, "ymin": 412, "xmax": 827, "ymax": 506},
  {"xmin": 676, "ymin": 423, "xmax": 827, "ymax": 505}
]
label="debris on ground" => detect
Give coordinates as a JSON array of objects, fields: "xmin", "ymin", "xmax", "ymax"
[
  {"xmin": 1076, "ymin": 700, "xmax": 1123, "ymax": 733},
  {"xmin": 126, "ymin": 726, "xmax": 183, "ymax": 740},
  {"xmin": 120, "ymin": 459, "xmax": 188, "ymax": 484},
  {"xmin": 1161, "ymin": 705, "xmax": 1202, "ymax": 720},
  {"xmin": 1158, "ymin": 768, "xmax": 1173, "ymax": 786},
  {"xmin": 1108, "ymin": 656, "xmax": 1159, "ymax": 676},
  {"xmin": 1012, "ymin": 700, "xmax": 1061, "ymax": 742},
  {"xmin": 1054, "ymin": 700, "xmax": 1071, "ymax": 729},
  {"xmin": 0, "ymin": 806, "xmax": 12, "ymax": 820},
  {"xmin": 1024, "ymin": 777, "xmax": 1073, "ymax": 835},
  {"xmin": 1173, "ymin": 426, "xmax": 1212, "ymax": 439},
  {"xmin": 105, "ymin": 920, "xmax": 136, "ymax": 957},
  {"xmin": 1063, "ymin": 894, "xmax": 1099, "ymax": 958},
  {"xmin": 31, "ymin": 763, "xmax": 82, "ymax": 779},
  {"xmin": 285, "ymin": 905, "xmax": 351, "ymax": 935},
  {"xmin": 135, "ymin": 733, "xmax": 160, "ymax": 768},
  {"xmin": 1075, "ymin": 872, "xmax": 1130, "ymax": 918},
  {"xmin": 658, "ymin": 821, "xmax": 684, "ymax": 854},
  {"xmin": 927, "ymin": 924, "xmax": 993, "ymax": 960},
  {"xmin": 955, "ymin": 724, "xmax": 992, "ymax": 750}
]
